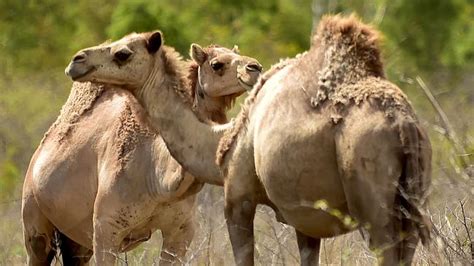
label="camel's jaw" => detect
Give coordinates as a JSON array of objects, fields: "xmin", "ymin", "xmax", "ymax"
[
  {"xmin": 65, "ymin": 62, "xmax": 96, "ymax": 81},
  {"xmin": 237, "ymin": 64, "xmax": 261, "ymax": 91},
  {"xmin": 238, "ymin": 77, "xmax": 255, "ymax": 91}
]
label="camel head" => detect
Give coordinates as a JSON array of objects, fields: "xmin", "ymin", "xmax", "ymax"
[
  {"xmin": 190, "ymin": 44, "xmax": 262, "ymax": 95},
  {"xmin": 65, "ymin": 31, "xmax": 165, "ymax": 89}
]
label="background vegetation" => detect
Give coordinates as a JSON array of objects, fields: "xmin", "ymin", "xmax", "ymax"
[{"xmin": 0, "ymin": 0, "xmax": 472, "ymax": 264}]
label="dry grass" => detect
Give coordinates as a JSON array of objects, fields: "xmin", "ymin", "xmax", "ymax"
[{"xmin": 2, "ymin": 173, "xmax": 471, "ymax": 265}]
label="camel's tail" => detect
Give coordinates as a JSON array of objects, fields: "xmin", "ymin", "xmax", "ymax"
[{"xmin": 398, "ymin": 121, "xmax": 432, "ymax": 245}]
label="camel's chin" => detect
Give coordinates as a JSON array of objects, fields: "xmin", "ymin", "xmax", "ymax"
[{"xmin": 238, "ymin": 78, "xmax": 256, "ymax": 91}]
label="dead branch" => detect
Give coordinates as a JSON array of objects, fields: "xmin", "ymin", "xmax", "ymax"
[
  {"xmin": 416, "ymin": 76, "xmax": 470, "ymax": 170},
  {"xmin": 459, "ymin": 200, "xmax": 474, "ymax": 263}
]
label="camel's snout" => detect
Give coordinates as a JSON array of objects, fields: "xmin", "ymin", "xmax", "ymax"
[
  {"xmin": 72, "ymin": 52, "xmax": 87, "ymax": 63},
  {"xmin": 237, "ymin": 60, "xmax": 262, "ymax": 91},
  {"xmin": 245, "ymin": 62, "xmax": 262, "ymax": 73},
  {"xmin": 65, "ymin": 51, "xmax": 95, "ymax": 81}
]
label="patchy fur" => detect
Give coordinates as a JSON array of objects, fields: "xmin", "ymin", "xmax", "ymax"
[
  {"xmin": 313, "ymin": 14, "xmax": 384, "ymax": 81},
  {"xmin": 307, "ymin": 15, "xmax": 416, "ymax": 123},
  {"xmin": 42, "ymin": 82, "xmax": 105, "ymax": 144},
  {"xmin": 216, "ymin": 57, "xmax": 298, "ymax": 165},
  {"xmin": 115, "ymin": 104, "xmax": 154, "ymax": 170},
  {"xmin": 321, "ymin": 77, "xmax": 417, "ymax": 124}
]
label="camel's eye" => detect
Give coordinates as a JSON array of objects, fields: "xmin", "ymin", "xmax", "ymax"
[
  {"xmin": 210, "ymin": 61, "xmax": 224, "ymax": 71},
  {"xmin": 114, "ymin": 49, "xmax": 133, "ymax": 62}
]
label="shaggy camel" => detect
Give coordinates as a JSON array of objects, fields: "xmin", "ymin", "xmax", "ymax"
[
  {"xmin": 23, "ymin": 34, "xmax": 262, "ymax": 265},
  {"xmin": 65, "ymin": 30, "xmax": 326, "ymax": 265},
  {"xmin": 215, "ymin": 16, "xmax": 433, "ymax": 265}
]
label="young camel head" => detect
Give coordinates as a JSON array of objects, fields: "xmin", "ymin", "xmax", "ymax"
[
  {"xmin": 65, "ymin": 31, "xmax": 262, "ymax": 96},
  {"xmin": 190, "ymin": 44, "xmax": 262, "ymax": 95}
]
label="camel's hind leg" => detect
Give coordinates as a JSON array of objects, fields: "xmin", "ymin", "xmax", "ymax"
[
  {"xmin": 22, "ymin": 193, "xmax": 57, "ymax": 266},
  {"xmin": 336, "ymin": 133, "xmax": 419, "ymax": 265},
  {"xmin": 58, "ymin": 232, "xmax": 93, "ymax": 265},
  {"xmin": 296, "ymin": 231, "xmax": 321, "ymax": 266}
]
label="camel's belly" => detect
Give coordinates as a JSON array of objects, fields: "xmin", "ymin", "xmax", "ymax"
[
  {"xmin": 253, "ymin": 104, "xmax": 350, "ymax": 237},
  {"xmin": 278, "ymin": 206, "xmax": 353, "ymax": 238},
  {"xmin": 32, "ymin": 144, "xmax": 97, "ymax": 247}
]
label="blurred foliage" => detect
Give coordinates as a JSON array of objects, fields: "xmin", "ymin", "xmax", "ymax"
[{"xmin": 0, "ymin": 0, "xmax": 473, "ymax": 199}]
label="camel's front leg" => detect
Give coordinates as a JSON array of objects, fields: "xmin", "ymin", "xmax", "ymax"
[
  {"xmin": 92, "ymin": 204, "xmax": 124, "ymax": 266},
  {"xmin": 296, "ymin": 231, "xmax": 321, "ymax": 266},
  {"xmin": 160, "ymin": 218, "xmax": 194, "ymax": 265},
  {"xmin": 224, "ymin": 180, "xmax": 257, "ymax": 266},
  {"xmin": 92, "ymin": 217, "xmax": 121, "ymax": 265}
]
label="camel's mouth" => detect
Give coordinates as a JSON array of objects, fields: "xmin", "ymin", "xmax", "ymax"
[
  {"xmin": 65, "ymin": 64, "xmax": 96, "ymax": 81},
  {"xmin": 238, "ymin": 77, "xmax": 256, "ymax": 91}
]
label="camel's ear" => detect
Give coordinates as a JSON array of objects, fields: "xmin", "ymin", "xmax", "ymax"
[
  {"xmin": 146, "ymin": 31, "xmax": 163, "ymax": 54},
  {"xmin": 231, "ymin": 45, "xmax": 240, "ymax": 54},
  {"xmin": 190, "ymin": 43, "xmax": 207, "ymax": 65}
]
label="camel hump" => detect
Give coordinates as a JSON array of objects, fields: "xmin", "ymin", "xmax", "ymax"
[
  {"xmin": 399, "ymin": 120, "xmax": 432, "ymax": 244},
  {"xmin": 313, "ymin": 14, "xmax": 380, "ymax": 53}
]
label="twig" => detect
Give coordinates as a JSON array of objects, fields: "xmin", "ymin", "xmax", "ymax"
[
  {"xmin": 415, "ymin": 76, "xmax": 470, "ymax": 170},
  {"xmin": 459, "ymin": 200, "xmax": 474, "ymax": 263}
]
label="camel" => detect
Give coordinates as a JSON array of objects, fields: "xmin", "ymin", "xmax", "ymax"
[
  {"xmin": 64, "ymin": 30, "xmax": 327, "ymax": 265},
  {"xmin": 215, "ymin": 15, "xmax": 433, "ymax": 265},
  {"xmin": 22, "ymin": 33, "xmax": 262, "ymax": 265}
]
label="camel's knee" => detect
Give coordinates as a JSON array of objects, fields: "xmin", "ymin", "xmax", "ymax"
[
  {"xmin": 25, "ymin": 233, "xmax": 56, "ymax": 265},
  {"xmin": 161, "ymin": 222, "xmax": 195, "ymax": 263}
]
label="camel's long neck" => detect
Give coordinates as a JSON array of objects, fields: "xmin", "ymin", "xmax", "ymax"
[{"xmin": 137, "ymin": 50, "xmax": 225, "ymax": 185}]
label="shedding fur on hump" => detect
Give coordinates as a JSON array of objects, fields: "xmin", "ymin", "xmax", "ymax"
[
  {"xmin": 326, "ymin": 77, "xmax": 417, "ymax": 124},
  {"xmin": 42, "ymin": 82, "xmax": 105, "ymax": 144},
  {"xmin": 313, "ymin": 14, "xmax": 384, "ymax": 90},
  {"xmin": 216, "ymin": 57, "xmax": 297, "ymax": 166},
  {"xmin": 308, "ymin": 15, "xmax": 416, "ymax": 123}
]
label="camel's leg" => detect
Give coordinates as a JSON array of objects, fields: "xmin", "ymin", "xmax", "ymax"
[
  {"xmin": 22, "ymin": 193, "xmax": 57, "ymax": 266},
  {"xmin": 397, "ymin": 218, "xmax": 419, "ymax": 265},
  {"xmin": 224, "ymin": 169, "xmax": 260, "ymax": 265},
  {"xmin": 58, "ymin": 232, "xmax": 93, "ymax": 265},
  {"xmin": 337, "ymin": 158, "xmax": 418, "ymax": 264},
  {"xmin": 160, "ymin": 219, "xmax": 194, "ymax": 265},
  {"xmin": 224, "ymin": 189, "xmax": 257, "ymax": 266},
  {"xmin": 296, "ymin": 231, "xmax": 321, "ymax": 266},
  {"xmin": 92, "ymin": 204, "xmax": 122, "ymax": 266}
]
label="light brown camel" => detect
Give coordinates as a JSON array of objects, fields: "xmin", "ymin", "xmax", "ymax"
[
  {"xmin": 22, "ymin": 33, "xmax": 262, "ymax": 265},
  {"xmin": 64, "ymin": 30, "xmax": 325, "ymax": 265},
  {"xmin": 215, "ymin": 15, "xmax": 433, "ymax": 265}
]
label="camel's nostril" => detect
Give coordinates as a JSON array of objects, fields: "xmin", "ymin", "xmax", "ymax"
[
  {"xmin": 246, "ymin": 63, "xmax": 262, "ymax": 72},
  {"xmin": 72, "ymin": 53, "xmax": 86, "ymax": 63}
]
